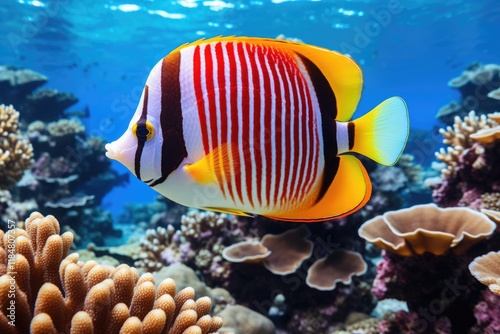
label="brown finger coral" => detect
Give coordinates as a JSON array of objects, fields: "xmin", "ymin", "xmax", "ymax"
[
  {"xmin": 0, "ymin": 212, "xmax": 222, "ymax": 334},
  {"xmin": 0, "ymin": 104, "xmax": 33, "ymax": 188},
  {"xmin": 469, "ymin": 251, "xmax": 500, "ymax": 296},
  {"xmin": 358, "ymin": 204, "xmax": 496, "ymax": 256}
]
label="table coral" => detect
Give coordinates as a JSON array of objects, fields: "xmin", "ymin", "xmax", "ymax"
[
  {"xmin": 469, "ymin": 251, "xmax": 500, "ymax": 295},
  {"xmin": 0, "ymin": 212, "xmax": 223, "ymax": 334},
  {"xmin": 0, "ymin": 66, "xmax": 47, "ymax": 107},
  {"xmin": 306, "ymin": 249, "xmax": 367, "ymax": 291},
  {"xmin": 358, "ymin": 204, "xmax": 496, "ymax": 256},
  {"xmin": 436, "ymin": 63, "xmax": 500, "ymax": 124},
  {"xmin": 0, "ymin": 104, "xmax": 33, "ymax": 189}
]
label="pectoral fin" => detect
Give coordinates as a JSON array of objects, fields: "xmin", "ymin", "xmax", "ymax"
[{"xmin": 184, "ymin": 143, "xmax": 238, "ymax": 184}]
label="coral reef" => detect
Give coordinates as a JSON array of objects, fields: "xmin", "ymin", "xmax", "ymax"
[
  {"xmin": 0, "ymin": 212, "xmax": 223, "ymax": 334},
  {"xmin": 360, "ymin": 203, "xmax": 500, "ymax": 333},
  {"xmin": 0, "ymin": 64, "xmax": 128, "ymax": 246},
  {"xmin": 0, "ymin": 66, "xmax": 47, "ymax": 108},
  {"xmin": 25, "ymin": 89, "xmax": 78, "ymax": 122},
  {"xmin": 432, "ymin": 112, "xmax": 500, "ymax": 209},
  {"xmin": 0, "ymin": 104, "xmax": 33, "ymax": 189},
  {"xmin": 358, "ymin": 204, "xmax": 496, "ymax": 256},
  {"xmin": 261, "ymin": 226, "xmax": 314, "ymax": 275},
  {"xmin": 378, "ymin": 310, "xmax": 452, "ymax": 334},
  {"xmin": 371, "ymin": 251, "xmax": 481, "ymax": 333},
  {"xmin": 222, "ymin": 240, "xmax": 271, "ymax": 263},
  {"xmin": 472, "ymin": 289, "xmax": 500, "ymax": 333},
  {"xmin": 306, "ymin": 249, "xmax": 367, "ymax": 291},
  {"xmin": 135, "ymin": 210, "xmax": 258, "ymax": 286},
  {"xmin": 436, "ymin": 63, "xmax": 500, "ymax": 124},
  {"xmin": 469, "ymin": 251, "xmax": 500, "ymax": 295}
]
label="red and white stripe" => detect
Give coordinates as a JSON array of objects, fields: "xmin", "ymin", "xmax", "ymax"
[{"xmin": 184, "ymin": 40, "xmax": 323, "ymax": 213}]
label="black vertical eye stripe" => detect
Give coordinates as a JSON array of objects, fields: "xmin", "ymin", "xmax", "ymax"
[
  {"xmin": 149, "ymin": 51, "xmax": 187, "ymax": 188},
  {"xmin": 134, "ymin": 85, "xmax": 149, "ymax": 180}
]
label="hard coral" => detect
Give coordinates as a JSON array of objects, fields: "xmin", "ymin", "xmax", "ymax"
[
  {"xmin": 432, "ymin": 112, "xmax": 500, "ymax": 208},
  {"xmin": 371, "ymin": 251, "xmax": 480, "ymax": 333},
  {"xmin": 136, "ymin": 210, "xmax": 258, "ymax": 287},
  {"xmin": 437, "ymin": 63, "xmax": 500, "ymax": 124},
  {"xmin": 25, "ymin": 88, "xmax": 78, "ymax": 122},
  {"xmin": 306, "ymin": 249, "xmax": 367, "ymax": 291},
  {"xmin": 469, "ymin": 251, "xmax": 500, "ymax": 295},
  {"xmin": 47, "ymin": 118, "xmax": 85, "ymax": 137},
  {"xmin": 472, "ymin": 289, "xmax": 500, "ymax": 333},
  {"xmin": 358, "ymin": 204, "xmax": 496, "ymax": 256},
  {"xmin": 222, "ymin": 240, "xmax": 271, "ymax": 263},
  {"xmin": 261, "ymin": 225, "xmax": 313, "ymax": 275},
  {"xmin": 435, "ymin": 111, "xmax": 495, "ymax": 179},
  {"xmin": 0, "ymin": 66, "xmax": 47, "ymax": 107},
  {"xmin": 0, "ymin": 212, "xmax": 223, "ymax": 334},
  {"xmin": 0, "ymin": 104, "xmax": 33, "ymax": 189}
]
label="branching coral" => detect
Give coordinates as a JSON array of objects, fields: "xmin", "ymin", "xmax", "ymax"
[
  {"xmin": 0, "ymin": 104, "xmax": 33, "ymax": 188},
  {"xmin": 47, "ymin": 118, "xmax": 85, "ymax": 137},
  {"xmin": 435, "ymin": 111, "xmax": 496, "ymax": 179},
  {"xmin": 432, "ymin": 112, "xmax": 500, "ymax": 208},
  {"xmin": 135, "ymin": 210, "xmax": 258, "ymax": 286},
  {"xmin": 0, "ymin": 212, "xmax": 223, "ymax": 334}
]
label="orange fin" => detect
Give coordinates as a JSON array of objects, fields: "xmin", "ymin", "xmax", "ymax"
[
  {"xmin": 265, "ymin": 155, "xmax": 371, "ymax": 222},
  {"xmin": 203, "ymin": 207, "xmax": 252, "ymax": 217},
  {"xmin": 184, "ymin": 143, "xmax": 239, "ymax": 184},
  {"xmin": 171, "ymin": 36, "xmax": 362, "ymax": 121}
]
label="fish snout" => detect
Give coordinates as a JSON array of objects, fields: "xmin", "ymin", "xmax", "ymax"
[
  {"xmin": 104, "ymin": 135, "xmax": 138, "ymax": 175},
  {"xmin": 105, "ymin": 142, "xmax": 119, "ymax": 160}
]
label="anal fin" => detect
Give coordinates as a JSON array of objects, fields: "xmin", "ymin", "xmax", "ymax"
[
  {"xmin": 203, "ymin": 207, "xmax": 252, "ymax": 217},
  {"xmin": 265, "ymin": 155, "xmax": 371, "ymax": 222}
]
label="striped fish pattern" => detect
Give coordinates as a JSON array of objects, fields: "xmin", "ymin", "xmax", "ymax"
[
  {"xmin": 188, "ymin": 41, "xmax": 322, "ymax": 212},
  {"xmin": 105, "ymin": 36, "xmax": 409, "ymax": 222}
]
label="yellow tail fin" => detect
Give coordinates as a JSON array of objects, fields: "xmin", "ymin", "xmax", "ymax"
[{"xmin": 351, "ymin": 96, "xmax": 409, "ymax": 166}]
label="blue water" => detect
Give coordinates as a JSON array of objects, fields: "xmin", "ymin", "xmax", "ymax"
[{"xmin": 1, "ymin": 0, "xmax": 499, "ymax": 217}]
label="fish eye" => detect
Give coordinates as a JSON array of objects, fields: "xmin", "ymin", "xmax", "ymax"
[{"xmin": 132, "ymin": 121, "xmax": 155, "ymax": 141}]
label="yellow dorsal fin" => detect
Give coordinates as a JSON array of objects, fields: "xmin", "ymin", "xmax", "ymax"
[
  {"xmin": 184, "ymin": 143, "xmax": 238, "ymax": 184},
  {"xmin": 169, "ymin": 36, "xmax": 363, "ymax": 121},
  {"xmin": 265, "ymin": 155, "xmax": 371, "ymax": 222}
]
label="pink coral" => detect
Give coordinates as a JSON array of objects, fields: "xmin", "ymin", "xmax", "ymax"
[{"xmin": 473, "ymin": 289, "xmax": 500, "ymax": 333}]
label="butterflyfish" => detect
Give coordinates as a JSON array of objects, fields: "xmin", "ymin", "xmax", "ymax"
[{"xmin": 105, "ymin": 36, "xmax": 409, "ymax": 222}]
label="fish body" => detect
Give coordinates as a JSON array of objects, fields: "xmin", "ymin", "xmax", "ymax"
[{"xmin": 105, "ymin": 37, "xmax": 409, "ymax": 222}]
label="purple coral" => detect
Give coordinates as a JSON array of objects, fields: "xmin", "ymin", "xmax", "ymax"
[
  {"xmin": 473, "ymin": 289, "xmax": 500, "ymax": 333},
  {"xmin": 379, "ymin": 310, "xmax": 452, "ymax": 334},
  {"xmin": 372, "ymin": 251, "xmax": 482, "ymax": 332},
  {"xmin": 433, "ymin": 142, "xmax": 500, "ymax": 209}
]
